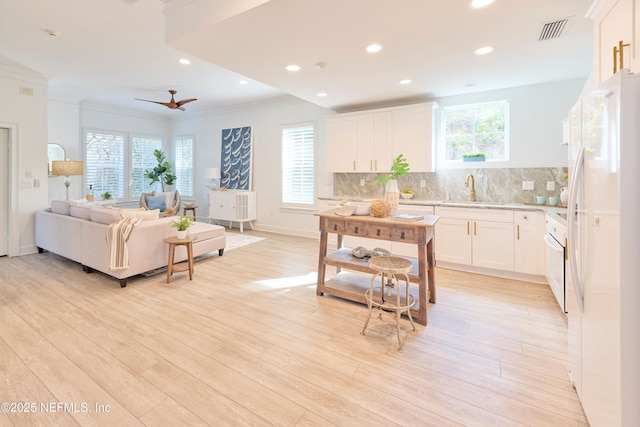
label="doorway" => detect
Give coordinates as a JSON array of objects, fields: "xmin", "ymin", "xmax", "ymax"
[{"xmin": 0, "ymin": 127, "xmax": 8, "ymax": 256}]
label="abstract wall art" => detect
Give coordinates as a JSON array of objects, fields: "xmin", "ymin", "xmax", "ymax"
[{"xmin": 220, "ymin": 126, "xmax": 252, "ymax": 190}]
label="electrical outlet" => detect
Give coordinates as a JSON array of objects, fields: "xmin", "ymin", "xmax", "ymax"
[
  {"xmin": 420, "ymin": 179, "xmax": 426, "ymax": 188},
  {"xmin": 522, "ymin": 181, "xmax": 534, "ymax": 190},
  {"xmin": 547, "ymin": 181, "xmax": 555, "ymax": 191},
  {"xmin": 360, "ymin": 179, "xmax": 365, "ymax": 187}
]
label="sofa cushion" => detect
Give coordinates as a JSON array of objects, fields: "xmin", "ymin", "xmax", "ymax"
[
  {"xmin": 70, "ymin": 204, "xmax": 93, "ymax": 220},
  {"xmin": 89, "ymin": 207, "xmax": 123, "ymax": 225},
  {"xmin": 51, "ymin": 200, "xmax": 73, "ymax": 215},
  {"xmin": 120, "ymin": 208, "xmax": 160, "ymax": 221},
  {"xmin": 188, "ymin": 221, "xmax": 225, "ymax": 241},
  {"xmin": 146, "ymin": 195, "xmax": 166, "ymax": 211}
]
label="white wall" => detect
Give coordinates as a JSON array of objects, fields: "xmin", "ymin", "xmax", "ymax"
[
  {"xmin": 0, "ymin": 62, "xmax": 49, "ymax": 255},
  {"xmin": 48, "ymin": 97, "xmax": 81, "ymax": 201},
  {"xmin": 170, "ymin": 96, "xmax": 333, "ymax": 238},
  {"xmin": 433, "ymin": 78, "xmax": 586, "ymax": 169}
]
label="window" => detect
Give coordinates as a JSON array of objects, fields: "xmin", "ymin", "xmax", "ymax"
[
  {"xmin": 282, "ymin": 124, "xmax": 314, "ymax": 205},
  {"xmin": 441, "ymin": 101, "xmax": 509, "ymax": 161},
  {"xmin": 174, "ymin": 136, "xmax": 194, "ymax": 197},
  {"xmin": 85, "ymin": 129, "xmax": 162, "ymax": 201}
]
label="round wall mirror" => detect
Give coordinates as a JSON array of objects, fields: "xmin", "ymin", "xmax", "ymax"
[{"xmin": 48, "ymin": 143, "xmax": 66, "ymax": 176}]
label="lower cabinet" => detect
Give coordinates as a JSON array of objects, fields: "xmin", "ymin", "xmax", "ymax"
[
  {"xmin": 514, "ymin": 211, "xmax": 545, "ymax": 275},
  {"xmin": 208, "ymin": 190, "xmax": 256, "ymax": 232},
  {"xmin": 435, "ymin": 207, "xmax": 514, "ymax": 271}
]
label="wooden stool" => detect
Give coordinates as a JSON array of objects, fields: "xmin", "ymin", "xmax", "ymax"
[
  {"xmin": 163, "ymin": 236, "xmax": 197, "ymax": 283},
  {"xmin": 183, "ymin": 205, "xmax": 197, "ymax": 218},
  {"xmin": 361, "ymin": 256, "xmax": 416, "ymax": 352}
]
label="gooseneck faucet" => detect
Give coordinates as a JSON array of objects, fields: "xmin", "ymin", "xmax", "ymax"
[{"xmin": 465, "ymin": 174, "xmax": 476, "ymax": 202}]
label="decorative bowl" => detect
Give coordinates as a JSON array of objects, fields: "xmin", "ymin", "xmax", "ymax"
[{"xmin": 400, "ymin": 192, "xmax": 414, "ymax": 199}]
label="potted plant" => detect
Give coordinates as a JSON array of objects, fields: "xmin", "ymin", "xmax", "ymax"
[
  {"xmin": 102, "ymin": 191, "xmax": 112, "ymax": 200},
  {"xmin": 170, "ymin": 215, "xmax": 193, "ymax": 239},
  {"xmin": 144, "ymin": 149, "xmax": 176, "ymax": 191},
  {"xmin": 462, "ymin": 152, "xmax": 486, "ymax": 162},
  {"xmin": 375, "ymin": 154, "xmax": 410, "ymax": 216}
]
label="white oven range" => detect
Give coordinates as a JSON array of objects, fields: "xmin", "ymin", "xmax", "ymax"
[{"xmin": 544, "ymin": 213, "xmax": 567, "ymax": 313}]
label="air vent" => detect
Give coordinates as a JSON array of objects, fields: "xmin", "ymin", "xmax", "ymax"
[{"xmin": 538, "ymin": 18, "xmax": 569, "ymax": 41}]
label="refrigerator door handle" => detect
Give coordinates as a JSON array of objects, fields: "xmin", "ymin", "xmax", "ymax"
[{"xmin": 568, "ymin": 146, "xmax": 585, "ymax": 313}]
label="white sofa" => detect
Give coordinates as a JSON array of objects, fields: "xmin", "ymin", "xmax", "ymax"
[{"xmin": 35, "ymin": 200, "xmax": 226, "ymax": 287}]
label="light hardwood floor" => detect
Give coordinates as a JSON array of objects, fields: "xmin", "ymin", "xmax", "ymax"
[{"xmin": 0, "ymin": 230, "xmax": 587, "ymax": 426}]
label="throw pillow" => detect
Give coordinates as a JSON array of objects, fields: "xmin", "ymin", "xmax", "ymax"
[
  {"xmin": 146, "ymin": 195, "xmax": 166, "ymax": 211},
  {"xmin": 154, "ymin": 191, "xmax": 176, "ymax": 210},
  {"xmin": 89, "ymin": 207, "xmax": 123, "ymax": 225}
]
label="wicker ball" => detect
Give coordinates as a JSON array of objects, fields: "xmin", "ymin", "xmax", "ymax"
[{"xmin": 369, "ymin": 199, "xmax": 387, "ymax": 217}]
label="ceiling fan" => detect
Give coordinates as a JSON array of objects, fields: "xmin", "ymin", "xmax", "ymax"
[{"xmin": 135, "ymin": 90, "xmax": 197, "ymax": 111}]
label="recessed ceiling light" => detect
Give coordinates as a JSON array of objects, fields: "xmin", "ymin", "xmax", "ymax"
[
  {"xmin": 178, "ymin": 58, "xmax": 191, "ymax": 65},
  {"xmin": 317, "ymin": 92, "xmax": 328, "ymax": 97},
  {"xmin": 285, "ymin": 64, "xmax": 301, "ymax": 71},
  {"xmin": 474, "ymin": 46, "xmax": 494, "ymax": 55},
  {"xmin": 238, "ymin": 80, "xmax": 248, "ymax": 85},
  {"xmin": 399, "ymin": 79, "xmax": 412, "ymax": 85},
  {"xmin": 366, "ymin": 44, "xmax": 382, "ymax": 53},
  {"xmin": 470, "ymin": 0, "xmax": 494, "ymax": 8}
]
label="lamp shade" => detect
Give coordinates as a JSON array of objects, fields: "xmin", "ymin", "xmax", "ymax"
[
  {"xmin": 51, "ymin": 160, "xmax": 83, "ymax": 176},
  {"xmin": 206, "ymin": 168, "xmax": 220, "ymax": 179}
]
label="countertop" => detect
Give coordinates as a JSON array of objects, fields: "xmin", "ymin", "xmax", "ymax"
[{"xmin": 318, "ymin": 196, "xmax": 568, "ymax": 215}]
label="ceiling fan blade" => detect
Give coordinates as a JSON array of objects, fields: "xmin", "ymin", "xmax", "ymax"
[{"xmin": 176, "ymin": 98, "xmax": 197, "ymax": 107}]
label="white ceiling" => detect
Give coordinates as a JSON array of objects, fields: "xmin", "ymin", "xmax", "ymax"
[{"xmin": 0, "ymin": 0, "xmax": 593, "ymax": 116}]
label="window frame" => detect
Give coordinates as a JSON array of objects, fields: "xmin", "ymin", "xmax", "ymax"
[
  {"xmin": 281, "ymin": 122, "xmax": 316, "ymax": 208},
  {"xmin": 440, "ymin": 100, "xmax": 509, "ymax": 164},
  {"xmin": 83, "ymin": 128, "xmax": 165, "ymax": 202},
  {"xmin": 174, "ymin": 134, "xmax": 195, "ymax": 199}
]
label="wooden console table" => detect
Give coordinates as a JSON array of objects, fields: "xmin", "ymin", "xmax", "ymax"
[{"xmin": 316, "ymin": 209, "xmax": 439, "ymax": 326}]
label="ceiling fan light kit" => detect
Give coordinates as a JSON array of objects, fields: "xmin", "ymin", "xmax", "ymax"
[{"xmin": 135, "ymin": 90, "xmax": 197, "ymax": 111}]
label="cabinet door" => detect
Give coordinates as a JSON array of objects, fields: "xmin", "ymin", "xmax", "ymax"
[
  {"xmin": 472, "ymin": 220, "xmax": 514, "ymax": 271},
  {"xmin": 514, "ymin": 211, "xmax": 543, "ymax": 275},
  {"xmin": 434, "ymin": 217, "xmax": 472, "ymax": 265},
  {"xmin": 327, "ymin": 115, "xmax": 357, "ymax": 172},
  {"xmin": 392, "ymin": 104, "xmax": 435, "ymax": 172},
  {"xmin": 373, "ymin": 112, "xmax": 393, "ymax": 172},
  {"xmin": 209, "ymin": 191, "xmax": 233, "ymax": 221},
  {"xmin": 593, "ymin": 0, "xmax": 634, "ymax": 84},
  {"xmin": 356, "ymin": 114, "xmax": 374, "ymax": 172}
]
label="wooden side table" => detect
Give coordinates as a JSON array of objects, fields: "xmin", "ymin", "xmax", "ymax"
[
  {"xmin": 163, "ymin": 236, "xmax": 197, "ymax": 283},
  {"xmin": 183, "ymin": 205, "xmax": 197, "ymax": 217}
]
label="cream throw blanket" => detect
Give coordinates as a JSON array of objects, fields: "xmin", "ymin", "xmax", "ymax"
[{"xmin": 106, "ymin": 217, "xmax": 142, "ymax": 271}]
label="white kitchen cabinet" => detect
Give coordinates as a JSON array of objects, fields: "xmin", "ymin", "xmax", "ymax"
[
  {"xmin": 391, "ymin": 103, "xmax": 437, "ymax": 172},
  {"xmin": 435, "ymin": 207, "xmax": 514, "ymax": 272},
  {"xmin": 326, "ymin": 102, "xmax": 436, "ymax": 173},
  {"xmin": 514, "ymin": 211, "xmax": 545, "ymax": 275},
  {"xmin": 208, "ymin": 190, "xmax": 256, "ymax": 233},
  {"xmin": 589, "ymin": 0, "xmax": 636, "ymax": 85}
]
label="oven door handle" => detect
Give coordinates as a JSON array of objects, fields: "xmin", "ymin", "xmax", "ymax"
[{"xmin": 544, "ymin": 234, "xmax": 564, "ymax": 253}]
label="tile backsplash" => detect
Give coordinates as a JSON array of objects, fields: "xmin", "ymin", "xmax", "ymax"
[{"xmin": 332, "ymin": 167, "xmax": 568, "ymax": 204}]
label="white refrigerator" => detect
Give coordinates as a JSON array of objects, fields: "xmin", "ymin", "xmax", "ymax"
[{"xmin": 566, "ymin": 68, "xmax": 640, "ymax": 427}]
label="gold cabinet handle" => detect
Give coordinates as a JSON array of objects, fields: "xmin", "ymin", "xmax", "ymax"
[
  {"xmin": 614, "ymin": 40, "xmax": 631, "ymax": 74},
  {"xmin": 370, "ymin": 160, "xmax": 373, "ymax": 171},
  {"xmin": 353, "ymin": 160, "xmax": 356, "ymax": 171},
  {"xmin": 517, "ymin": 224, "xmax": 520, "ymax": 240},
  {"xmin": 474, "ymin": 222, "xmax": 477, "ymax": 236},
  {"xmin": 467, "ymin": 221, "xmax": 470, "ymax": 235},
  {"xmin": 375, "ymin": 160, "xmax": 378, "ymax": 171}
]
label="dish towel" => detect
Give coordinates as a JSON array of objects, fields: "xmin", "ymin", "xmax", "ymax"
[{"xmin": 106, "ymin": 217, "xmax": 142, "ymax": 271}]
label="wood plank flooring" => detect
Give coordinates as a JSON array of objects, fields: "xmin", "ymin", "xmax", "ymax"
[{"xmin": 0, "ymin": 230, "xmax": 587, "ymax": 426}]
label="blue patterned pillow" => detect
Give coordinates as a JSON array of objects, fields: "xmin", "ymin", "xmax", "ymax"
[{"xmin": 146, "ymin": 194, "xmax": 166, "ymax": 211}]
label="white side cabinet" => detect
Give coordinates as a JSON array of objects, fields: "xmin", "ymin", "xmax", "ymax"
[{"xmin": 208, "ymin": 190, "xmax": 256, "ymax": 233}]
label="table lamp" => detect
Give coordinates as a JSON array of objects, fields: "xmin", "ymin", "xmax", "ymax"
[
  {"xmin": 206, "ymin": 167, "xmax": 220, "ymax": 190},
  {"xmin": 51, "ymin": 160, "xmax": 84, "ymax": 200}
]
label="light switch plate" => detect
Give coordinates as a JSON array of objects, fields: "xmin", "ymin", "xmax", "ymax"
[
  {"xmin": 547, "ymin": 181, "xmax": 555, "ymax": 191},
  {"xmin": 522, "ymin": 181, "xmax": 534, "ymax": 190},
  {"xmin": 420, "ymin": 179, "xmax": 426, "ymax": 188}
]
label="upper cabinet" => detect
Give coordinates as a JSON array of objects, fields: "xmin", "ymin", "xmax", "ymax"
[
  {"xmin": 589, "ymin": 0, "xmax": 637, "ymax": 85},
  {"xmin": 326, "ymin": 102, "xmax": 437, "ymax": 173}
]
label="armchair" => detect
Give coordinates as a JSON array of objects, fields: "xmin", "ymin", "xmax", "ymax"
[{"xmin": 140, "ymin": 190, "xmax": 181, "ymax": 217}]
